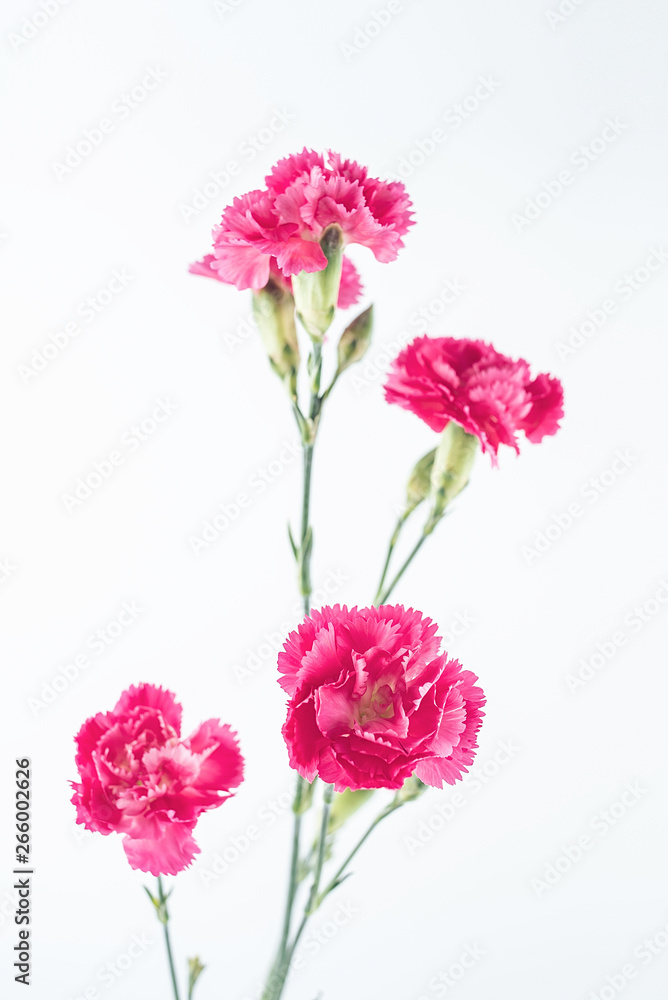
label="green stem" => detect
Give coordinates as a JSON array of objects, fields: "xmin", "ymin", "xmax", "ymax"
[
  {"xmin": 300, "ymin": 443, "xmax": 314, "ymax": 615},
  {"xmin": 306, "ymin": 784, "xmax": 334, "ymax": 914},
  {"xmin": 279, "ymin": 777, "xmax": 305, "ymax": 956},
  {"xmin": 377, "ymin": 530, "xmax": 429, "ymax": 605},
  {"xmin": 374, "ymin": 513, "xmax": 408, "ymax": 605},
  {"xmin": 262, "ymin": 342, "xmax": 324, "ymax": 1000},
  {"xmin": 282, "ymin": 785, "xmax": 335, "ymax": 974},
  {"xmin": 275, "ymin": 797, "xmax": 405, "ymax": 988},
  {"xmin": 298, "ymin": 341, "xmax": 322, "ymax": 615},
  {"xmin": 317, "ymin": 798, "xmax": 403, "ymax": 905},
  {"xmin": 157, "ymin": 877, "xmax": 181, "ymax": 1000},
  {"xmin": 263, "ymin": 774, "xmax": 305, "ymax": 1000},
  {"xmin": 319, "ymin": 369, "xmax": 340, "ymax": 404},
  {"xmin": 301, "ymin": 443, "xmax": 314, "ymax": 547}
]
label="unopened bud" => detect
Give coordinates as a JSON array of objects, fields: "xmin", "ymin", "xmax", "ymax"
[
  {"xmin": 405, "ymin": 448, "xmax": 436, "ymax": 514},
  {"xmin": 292, "ymin": 225, "xmax": 344, "ymax": 340},
  {"xmin": 252, "ymin": 279, "xmax": 300, "ymax": 396},
  {"xmin": 428, "ymin": 422, "xmax": 478, "ymax": 526},
  {"xmin": 328, "ymin": 788, "xmax": 375, "ymax": 834},
  {"xmin": 188, "ymin": 956, "xmax": 205, "ymax": 994},
  {"xmin": 337, "ymin": 305, "xmax": 373, "ymax": 373}
]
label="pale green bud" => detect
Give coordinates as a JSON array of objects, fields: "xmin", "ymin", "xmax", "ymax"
[
  {"xmin": 252, "ymin": 279, "xmax": 300, "ymax": 397},
  {"xmin": 336, "ymin": 305, "xmax": 373, "ymax": 374},
  {"xmin": 405, "ymin": 448, "xmax": 437, "ymax": 514},
  {"xmin": 292, "ymin": 225, "xmax": 344, "ymax": 341},
  {"xmin": 327, "ymin": 788, "xmax": 375, "ymax": 834},
  {"xmin": 188, "ymin": 957, "xmax": 205, "ymax": 994},
  {"xmin": 428, "ymin": 422, "xmax": 478, "ymax": 526}
]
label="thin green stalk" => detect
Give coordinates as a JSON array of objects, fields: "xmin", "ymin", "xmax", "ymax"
[
  {"xmin": 374, "ymin": 513, "xmax": 408, "ymax": 605},
  {"xmin": 306, "ymin": 784, "xmax": 334, "ymax": 914},
  {"xmin": 262, "ymin": 341, "xmax": 324, "ymax": 1000},
  {"xmin": 279, "ymin": 777, "xmax": 305, "ymax": 955},
  {"xmin": 157, "ymin": 877, "xmax": 181, "ymax": 1000},
  {"xmin": 316, "ymin": 797, "xmax": 403, "ymax": 905},
  {"xmin": 297, "ymin": 341, "xmax": 322, "ymax": 615},
  {"xmin": 262, "ymin": 774, "xmax": 305, "ymax": 1000},
  {"xmin": 377, "ymin": 530, "xmax": 429, "ymax": 605},
  {"xmin": 301, "ymin": 443, "xmax": 314, "ymax": 547},
  {"xmin": 281, "ymin": 785, "xmax": 335, "ymax": 974}
]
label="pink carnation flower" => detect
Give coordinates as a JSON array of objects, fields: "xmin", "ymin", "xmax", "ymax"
[
  {"xmin": 384, "ymin": 336, "xmax": 564, "ymax": 460},
  {"xmin": 71, "ymin": 683, "xmax": 244, "ymax": 876},
  {"xmin": 189, "ymin": 252, "xmax": 363, "ymax": 310},
  {"xmin": 279, "ymin": 605, "xmax": 485, "ymax": 792},
  {"xmin": 265, "ymin": 150, "xmax": 413, "ymax": 275},
  {"xmin": 189, "ymin": 148, "xmax": 413, "ymax": 291}
]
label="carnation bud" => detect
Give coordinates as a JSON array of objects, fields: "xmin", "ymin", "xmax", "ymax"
[
  {"xmin": 405, "ymin": 448, "xmax": 436, "ymax": 514},
  {"xmin": 252, "ymin": 279, "xmax": 300, "ymax": 397},
  {"xmin": 336, "ymin": 305, "xmax": 373, "ymax": 374},
  {"xmin": 428, "ymin": 422, "xmax": 478, "ymax": 527},
  {"xmin": 292, "ymin": 225, "xmax": 344, "ymax": 341},
  {"xmin": 327, "ymin": 788, "xmax": 375, "ymax": 834},
  {"xmin": 396, "ymin": 775, "xmax": 428, "ymax": 803},
  {"xmin": 188, "ymin": 956, "xmax": 205, "ymax": 994}
]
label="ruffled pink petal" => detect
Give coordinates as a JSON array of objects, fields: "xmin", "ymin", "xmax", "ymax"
[
  {"xmin": 278, "ymin": 606, "xmax": 356, "ymax": 695},
  {"xmin": 186, "ymin": 720, "xmax": 245, "ymax": 793},
  {"xmin": 327, "ymin": 151, "xmax": 414, "ymax": 239},
  {"xmin": 362, "ymin": 176, "xmax": 414, "ymax": 239},
  {"xmin": 520, "ymin": 373, "xmax": 564, "ymax": 442},
  {"xmin": 211, "ymin": 243, "xmax": 272, "ymax": 290},
  {"xmin": 315, "ymin": 680, "xmax": 356, "ymax": 737},
  {"xmin": 337, "ymin": 257, "xmax": 363, "ymax": 309},
  {"xmin": 188, "ymin": 255, "xmax": 222, "ymax": 281},
  {"xmin": 279, "ymin": 604, "xmax": 485, "ymax": 791},
  {"xmin": 71, "ymin": 682, "xmax": 244, "ymax": 870},
  {"xmin": 113, "ymin": 684, "xmax": 182, "ymax": 735},
  {"xmin": 266, "ymin": 148, "xmax": 325, "ymax": 194},
  {"xmin": 122, "ymin": 823, "xmax": 200, "ymax": 876},
  {"xmin": 217, "ymin": 188, "xmax": 282, "ymax": 241},
  {"xmin": 70, "ymin": 777, "xmax": 120, "ymax": 834},
  {"xmin": 326, "ymin": 151, "xmax": 368, "ymax": 185},
  {"xmin": 192, "ymin": 149, "xmax": 413, "ymax": 290},
  {"xmin": 384, "ymin": 335, "xmax": 564, "ymax": 459},
  {"xmin": 282, "ymin": 695, "xmax": 323, "ymax": 782},
  {"xmin": 414, "ymin": 755, "xmax": 468, "ymax": 787},
  {"xmin": 273, "ymin": 237, "xmax": 328, "ymax": 277}
]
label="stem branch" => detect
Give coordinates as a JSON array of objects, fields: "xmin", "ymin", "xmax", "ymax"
[
  {"xmin": 318, "ymin": 798, "xmax": 403, "ymax": 904},
  {"xmin": 377, "ymin": 530, "xmax": 429, "ymax": 605},
  {"xmin": 374, "ymin": 513, "xmax": 408, "ymax": 604}
]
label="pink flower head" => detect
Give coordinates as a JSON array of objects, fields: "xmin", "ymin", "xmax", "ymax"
[
  {"xmin": 265, "ymin": 149, "xmax": 413, "ymax": 275},
  {"xmin": 384, "ymin": 336, "xmax": 564, "ymax": 460},
  {"xmin": 189, "ymin": 148, "xmax": 413, "ymax": 291},
  {"xmin": 279, "ymin": 605, "xmax": 485, "ymax": 792},
  {"xmin": 189, "ymin": 252, "xmax": 363, "ymax": 310},
  {"xmin": 71, "ymin": 684, "xmax": 244, "ymax": 876}
]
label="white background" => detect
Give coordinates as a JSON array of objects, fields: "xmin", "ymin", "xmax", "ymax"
[{"xmin": 2, "ymin": 1, "xmax": 668, "ymax": 998}]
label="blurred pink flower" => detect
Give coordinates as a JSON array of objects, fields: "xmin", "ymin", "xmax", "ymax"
[
  {"xmin": 384, "ymin": 336, "xmax": 564, "ymax": 460},
  {"xmin": 189, "ymin": 148, "xmax": 413, "ymax": 291},
  {"xmin": 71, "ymin": 684, "xmax": 244, "ymax": 876},
  {"xmin": 279, "ymin": 605, "xmax": 484, "ymax": 792}
]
